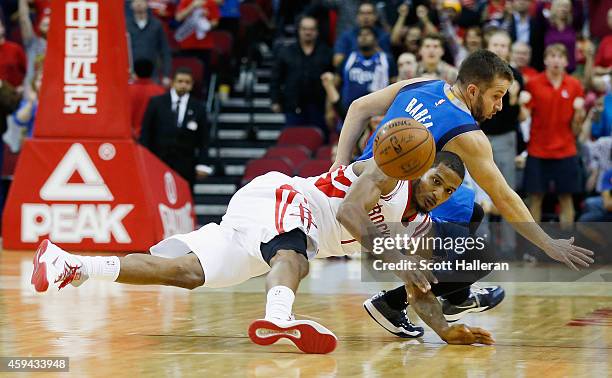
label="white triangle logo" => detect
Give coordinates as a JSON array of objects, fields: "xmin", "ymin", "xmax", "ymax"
[{"xmin": 40, "ymin": 143, "xmax": 114, "ymax": 201}]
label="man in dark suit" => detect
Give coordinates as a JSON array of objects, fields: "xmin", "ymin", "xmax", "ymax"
[
  {"xmin": 505, "ymin": 0, "xmax": 544, "ymax": 71},
  {"xmin": 140, "ymin": 67, "xmax": 209, "ymax": 188}
]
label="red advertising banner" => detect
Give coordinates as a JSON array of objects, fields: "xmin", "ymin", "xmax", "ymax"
[
  {"xmin": 3, "ymin": 140, "xmax": 195, "ymax": 251},
  {"xmin": 3, "ymin": 0, "xmax": 197, "ymax": 251},
  {"xmin": 33, "ymin": 0, "xmax": 131, "ymax": 139}
]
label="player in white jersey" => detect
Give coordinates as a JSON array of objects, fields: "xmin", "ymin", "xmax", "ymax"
[{"xmin": 31, "ymin": 151, "xmax": 493, "ymax": 353}]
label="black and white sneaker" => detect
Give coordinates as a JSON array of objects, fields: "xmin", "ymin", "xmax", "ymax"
[
  {"xmin": 363, "ymin": 291, "xmax": 425, "ymax": 338},
  {"xmin": 441, "ymin": 285, "xmax": 505, "ymax": 322}
]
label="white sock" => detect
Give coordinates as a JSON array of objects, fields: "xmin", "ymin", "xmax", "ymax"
[
  {"xmin": 80, "ymin": 256, "xmax": 121, "ymax": 281},
  {"xmin": 265, "ymin": 285, "xmax": 295, "ymax": 321}
]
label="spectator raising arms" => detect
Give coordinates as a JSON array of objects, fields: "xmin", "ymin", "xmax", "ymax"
[
  {"xmin": 18, "ymin": 0, "xmax": 47, "ymax": 87},
  {"xmin": 174, "ymin": 0, "xmax": 220, "ymax": 79},
  {"xmin": 521, "ymin": 44, "xmax": 586, "ymax": 227}
]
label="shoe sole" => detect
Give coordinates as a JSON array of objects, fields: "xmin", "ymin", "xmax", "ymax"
[
  {"xmin": 363, "ymin": 299, "xmax": 424, "ymax": 338},
  {"xmin": 31, "ymin": 239, "xmax": 50, "ymax": 293},
  {"xmin": 248, "ymin": 319, "xmax": 337, "ymax": 354},
  {"xmin": 444, "ymin": 290, "xmax": 506, "ymax": 322}
]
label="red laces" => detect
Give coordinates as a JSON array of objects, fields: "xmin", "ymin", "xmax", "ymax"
[{"xmin": 54, "ymin": 263, "xmax": 81, "ymax": 290}]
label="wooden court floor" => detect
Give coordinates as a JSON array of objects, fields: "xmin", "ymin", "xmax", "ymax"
[{"xmin": 0, "ymin": 249, "xmax": 611, "ymax": 378}]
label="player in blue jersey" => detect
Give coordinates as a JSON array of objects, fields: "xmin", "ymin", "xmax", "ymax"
[{"xmin": 331, "ymin": 50, "xmax": 594, "ymax": 339}]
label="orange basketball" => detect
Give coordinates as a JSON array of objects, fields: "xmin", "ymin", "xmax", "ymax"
[{"xmin": 373, "ymin": 118, "xmax": 436, "ymax": 180}]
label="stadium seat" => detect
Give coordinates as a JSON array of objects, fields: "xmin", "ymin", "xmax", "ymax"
[
  {"xmin": 241, "ymin": 157, "xmax": 294, "ymax": 186},
  {"xmin": 297, "ymin": 159, "xmax": 331, "ymax": 178},
  {"xmin": 315, "ymin": 145, "xmax": 333, "ymax": 161},
  {"xmin": 277, "ymin": 127, "xmax": 324, "ymax": 153},
  {"xmin": 171, "ymin": 56, "xmax": 204, "ymax": 96},
  {"xmin": 264, "ymin": 145, "xmax": 310, "ymax": 168}
]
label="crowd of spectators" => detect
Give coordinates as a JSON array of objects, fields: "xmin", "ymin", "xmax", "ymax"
[{"xmin": 0, "ymin": 0, "xmax": 611, "ymax": 232}]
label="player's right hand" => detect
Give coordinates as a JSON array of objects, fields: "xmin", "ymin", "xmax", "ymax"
[
  {"xmin": 442, "ymin": 324, "xmax": 495, "ymax": 345},
  {"xmin": 544, "ymin": 237, "xmax": 594, "ymax": 271},
  {"xmin": 399, "ymin": 257, "xmax": 438, "ymax": 293}
]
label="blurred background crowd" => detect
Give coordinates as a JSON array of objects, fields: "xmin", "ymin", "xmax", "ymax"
[{"xmin": 0, "ymin": 0, "xmax": 610, "ymax": 253}]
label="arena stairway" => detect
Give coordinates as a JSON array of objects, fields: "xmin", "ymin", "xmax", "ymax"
[{"xmin": 194, "ymin": 57, "xmax": 283, "ymax": 226}]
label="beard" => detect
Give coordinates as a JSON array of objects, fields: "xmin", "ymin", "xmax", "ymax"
[{"xmin": 472, "ymin": 95, "xmax": 487, "ymax": 122}]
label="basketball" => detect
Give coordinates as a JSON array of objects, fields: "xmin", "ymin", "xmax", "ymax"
[{"xmin": 372, "ymin": 118, "xmax": 436, "ymax": 180}]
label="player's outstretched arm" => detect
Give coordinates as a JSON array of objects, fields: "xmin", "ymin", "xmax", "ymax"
[
  {"xmin": 444, "ymin": 131, "xmax": 595, "ymax": 270},
  {"xmin": 405, "ymin": 284, "xmax": 495, "ymax": 345},
  {"xmin": 332, "ymin": 78, "xmax": 432, "ymax": 171},
  {"xmin": 336, "ymin": 162, "xmax": 437, "ymax": 292}
]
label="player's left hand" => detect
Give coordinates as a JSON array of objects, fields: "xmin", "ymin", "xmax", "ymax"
[
  {"xmin": 442, "ymin": 324, "xmax": 495, "ymax": 345},
  {"xmin": 544, "ymin": 237, "xmax": 594, "ymax": 271}
]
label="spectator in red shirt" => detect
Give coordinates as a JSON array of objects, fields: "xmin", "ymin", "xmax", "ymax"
[
  {"xmin": 174, "ymin": 0, "xmax": 220, "ymax": 78},
  {"xmin": 0, "ymin": 18, "xmax": 27, "ymax": 88},
  {"xmin": 521, "ymin": 43, "xmax": 586, "ymax": 227},
  {"xmin": 593, "ymin": 9, "xmax": 612, "ymax": 77},
  {"xmin": 129, "ymin": 59, "xmax": 165, "ymax": 140}
]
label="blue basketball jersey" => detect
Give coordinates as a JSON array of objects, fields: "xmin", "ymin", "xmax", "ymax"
[
  {"xmin": 358, "ymin": 80, "xmax": 479, "ymax": 223},
  {"xmin": 341, "ymin": 51, "xmax": 393, "ymax": 111}
]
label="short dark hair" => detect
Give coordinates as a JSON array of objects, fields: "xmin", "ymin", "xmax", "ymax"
[
  {"xmin": 456, "ymin": 49, "xmax": 514, "ymax": 90},
  {"xmin": 419, "ymin": 33, "xmax": 445, "ymax": 48},
  {"xmin": 173, "ymin": 66, "xmax": 193, "ymax": 80},
  {"xmin": 133, "ymin": 59, "xmax": 154, "ymax": 78},
  {"xmin": 433, "ymin": 151, "xmax": 465, "ymax": 181}
]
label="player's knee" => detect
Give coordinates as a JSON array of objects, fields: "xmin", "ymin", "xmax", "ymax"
[
  {"xmin": 272, "ymin": 250, "xmax": 309, "ymax": 278},
  {"xmin": 171, "ymin": 255, "xmax": 205, "ymax": 290}
]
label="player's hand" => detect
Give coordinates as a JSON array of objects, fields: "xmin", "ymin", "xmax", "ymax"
[
  {"xmin": 543, "ymin": 237, "xmax": 594, "ymax": 271},
  {"xmin": 441, "ymin": 324, "xmax": 495, "ymax": 345},
  {"xmin": 398, "ymin": 257, "xmax": 438, "ymax": 293}
]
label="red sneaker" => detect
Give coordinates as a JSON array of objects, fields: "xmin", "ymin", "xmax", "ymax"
[
  {"xmin": 31, "ymin": 239, "xmax": 85, "ymax": 293},
  {"xmin": 248, "ymin": 318, "xmax": 337, "ymax": 354}
]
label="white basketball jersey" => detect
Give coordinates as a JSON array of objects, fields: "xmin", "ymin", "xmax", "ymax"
[{"xmin": 291, "ymin": 161, "xmax": 432, "ymax": 258}]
